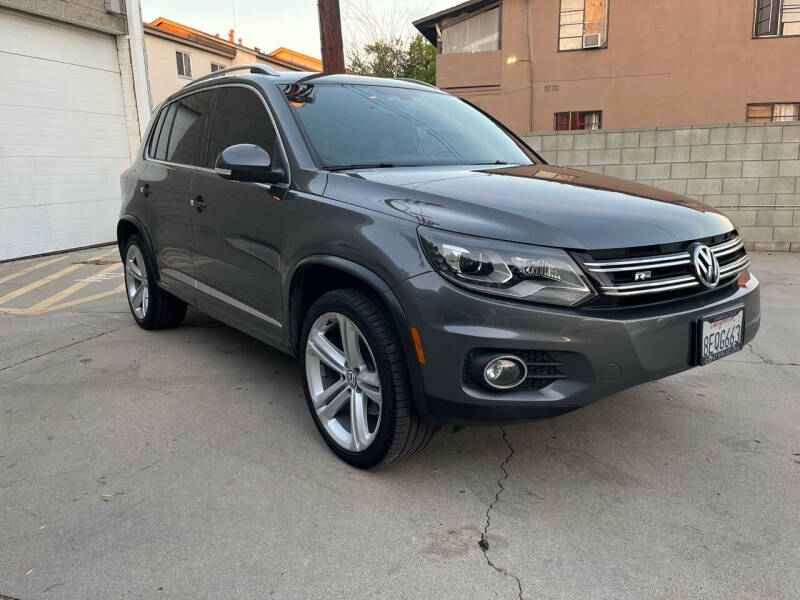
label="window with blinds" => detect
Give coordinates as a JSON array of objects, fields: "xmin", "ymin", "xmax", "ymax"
[
  {"xmin": 440, "ymin": 5, "xmax": 501, "ymax": 54},
  {"xmin": 555, "ymin": 111, "xmax": 602, "ymax": 131},
  {"xmin": 746, "ymin": 103, "xmax": 800, "ymax": 122}
]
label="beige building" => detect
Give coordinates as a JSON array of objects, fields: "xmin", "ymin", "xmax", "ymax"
[
  {"xmin": 414, "ymin": 0, "xmax": 800, "ymax": 133},
  {"xmin": 144, "ymin": 18, "xmax": 317, "ymax": 106}
]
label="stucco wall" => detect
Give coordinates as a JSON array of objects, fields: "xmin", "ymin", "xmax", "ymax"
[
  {"xmin": 522, "ymin": 122, "xmax": 800, "ymax": 251},
  {"xmin": 436, "ymin": 0, "xmax": 800, "ymax": 133},
  {"xmin": 145, "ymin": 33, "xmax": 231, "ymax": 105},
  {"xmin": 144, "ymin": 32, "xmax": 299, "ymax": 107}
]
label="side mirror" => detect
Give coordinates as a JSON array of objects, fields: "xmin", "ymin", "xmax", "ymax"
[{"xmin": 214, "ymin": 144, "xmax": 286, "ymax": 184}]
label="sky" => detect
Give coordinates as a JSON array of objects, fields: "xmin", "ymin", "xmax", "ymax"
[{"xmin": 141, "ymin": 0, "xmax": 455, "ymax": 59}]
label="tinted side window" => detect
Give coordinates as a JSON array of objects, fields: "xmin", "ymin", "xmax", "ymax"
[
  {"xmin": 154, "ymin": 102, "xmax": 177, "ymax": 161},
  {"xmin": 207, "ymin": 87, "xmax": 279, "ymax": 168},
  {"xmin": 147, "ymin": 106, "xmax": 168, "ymax": 157},
  {"xmin": 166, "ymin": 90, "xmax": 214, "ymax": 165}
]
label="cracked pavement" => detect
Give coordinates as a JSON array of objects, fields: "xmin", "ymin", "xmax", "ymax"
[{"xmin": 1, "ymin": 249, "xmax": 799, "ymax": 599}]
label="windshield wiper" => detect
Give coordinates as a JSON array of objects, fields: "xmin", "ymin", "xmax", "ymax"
[{"xmin": 324, "ymin": 163, "xmax": 399, "ymax": 171}]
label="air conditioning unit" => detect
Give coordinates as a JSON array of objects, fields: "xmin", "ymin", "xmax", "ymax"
[{"xmin": 583, "ymin": 33, "xmax": 604, "ymax": 48}]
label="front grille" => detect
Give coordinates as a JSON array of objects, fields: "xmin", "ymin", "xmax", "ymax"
[
  {"xmin": 575, "ymin": 232, "xmax": 750, "ymax": 306},
  {"xmin": 463, "ymin": 350, "xmax": 567, "ymax": 391}
]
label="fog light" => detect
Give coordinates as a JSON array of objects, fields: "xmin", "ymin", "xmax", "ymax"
[{"xmin": 483, "ymin": 355, "xmax": 527, "ymax": 390}]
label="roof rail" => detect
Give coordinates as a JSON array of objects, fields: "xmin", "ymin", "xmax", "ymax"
[
  {"xmin": 184, "ymin": 64, "xmax": 279, "ymax": 88},
  {"xmin": 396, "ymin": 77, "xmax": 438, "ymax": 89}
]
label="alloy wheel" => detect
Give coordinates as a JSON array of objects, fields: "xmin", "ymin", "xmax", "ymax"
[
  {"xmin": 125, "ymin": 244, "xmax": 149, "ymax": 320},
  {"xmin": 305, "ymin": 312, "xmax": 383, "ymax": 452}
]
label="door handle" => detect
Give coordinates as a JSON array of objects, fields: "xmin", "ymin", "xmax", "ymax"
[
  {"xmin": 190, "ymin": 195, "xmax": 207, "ymax": 212},
  {"xmin": 140, "ymin": 183, "xmax": 150, "ymax": 198}
]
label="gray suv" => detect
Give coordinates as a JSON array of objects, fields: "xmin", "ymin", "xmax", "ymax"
[{"xmin": 118, "ymin": 65, "xmax": 760, "ymax": 468}]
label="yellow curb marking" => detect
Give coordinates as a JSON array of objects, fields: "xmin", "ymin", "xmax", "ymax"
[
  {"xmin": 0, "ymin": 284, "xmax": 125, "ymax": 316},
  {"xmin": 43, "ymin": 284, "xmax": 125, "ymax": 313},
  {"xmin": 29, "ymin": 262, "xmax": 121, "ymax": 310},
  {"xmin": 0, "ymin": 250, "xmax": 115, "ymax": 307},
  {"xmin": 0, "ymin": 254, "xmax": 69, "ymax": 284}
]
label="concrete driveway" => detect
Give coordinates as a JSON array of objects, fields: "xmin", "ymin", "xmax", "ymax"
[{"xmin": 1, "ymin": 247, "xmax": 798, "ymax": 599}]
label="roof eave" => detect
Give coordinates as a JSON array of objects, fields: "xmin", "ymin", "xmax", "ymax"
[{"xmin": 413, "ymin": 0, "xmax": 498, "ymax": 45}]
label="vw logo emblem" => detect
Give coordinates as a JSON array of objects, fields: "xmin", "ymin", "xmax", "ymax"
[
  {"xmin": 345, "ymin": 369, "xmax": 357, "ymax": 388},
  {"xmin": 690, "ymin": 243, "xmax": 720, "ymax": 288}
]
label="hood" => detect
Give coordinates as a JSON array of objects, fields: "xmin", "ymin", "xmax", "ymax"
[{"xmin": 322, "ymin": 164, "xmax": 734, "ymax": 250}]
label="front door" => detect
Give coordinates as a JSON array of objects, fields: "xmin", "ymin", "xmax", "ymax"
[
  {"xmin": 189, "ymin": 85, "xmax": 286, "ymax": 336},
  {"xmin": 142, "ymin": 90, "xmax": 214, "ymax": 286}
]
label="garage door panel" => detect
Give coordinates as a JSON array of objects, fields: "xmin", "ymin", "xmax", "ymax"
[
  {"xmin": 0, "ymin": 9, "xmax": 131, "ymax": 259},
  {"xmin": 0, "ymin": 155, "xmax": 133, "ymax": 174},
  {"xmin": 5, "ymin": 181, "xmax": 125, "ymax": 206},
  {"xmin": 0, "ymin": 56, "xmax": 126, "ymax": 115},
  {"xmin": 0, "ymin": 106, "xmax": 131, "ymax": 135},
  {"xmin": 0, "ymin": 8, "xmax": 119, "ymax": 71}
]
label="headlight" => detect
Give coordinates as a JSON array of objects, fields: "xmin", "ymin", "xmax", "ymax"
[{"xmin": 418, "ymin": 226, "xmax": 596, "ymax": 306}]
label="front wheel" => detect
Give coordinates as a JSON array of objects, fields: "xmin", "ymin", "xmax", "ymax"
[{"xmin": 300, "ymin": 288, "xmax": 436, "ymax": 468}]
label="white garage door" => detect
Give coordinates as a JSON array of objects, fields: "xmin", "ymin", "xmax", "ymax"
[{"xmin": 0, "ymin": 8, "xmax": 132, "ymax": 261}]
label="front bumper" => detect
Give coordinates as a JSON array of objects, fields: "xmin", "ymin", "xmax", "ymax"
[{"xmin": 396, "ymin": 271, "xmax": 760, "ymax": 425}]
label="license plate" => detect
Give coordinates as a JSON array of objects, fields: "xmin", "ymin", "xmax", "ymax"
[{"xmin": 697, "ymin": 309, "xmax": 744, "ymax": 365}]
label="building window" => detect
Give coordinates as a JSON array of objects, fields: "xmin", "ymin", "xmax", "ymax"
[
  {"xmin": 176, "ymin": 50, "xmax": 192, "ymax": 78},
  {"xmin": 747, "ymin": 102, "xmax": 800, "ymax": 122},
  {"xmin": 559, "ymin": 0, "xmax": 608, "ymax": 51},
  {"xmin": 754, "ymin": 0, "xmax": 800, "ymax": 37},
  {"xmin": 555, "ymin": 111, "xmax": 602, "ymax": 131},
  {"xmin": 210, "ymin": 63, "xmax": 225, "ymax": 72},
  {"xmin": 440, "ymin": 5, "xmax": 500, "ymax": 54}
]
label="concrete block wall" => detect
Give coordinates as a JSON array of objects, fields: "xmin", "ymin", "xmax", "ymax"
[{"xmin": 522, "ymin": 122, "xmax": 800, "ymax": 251}]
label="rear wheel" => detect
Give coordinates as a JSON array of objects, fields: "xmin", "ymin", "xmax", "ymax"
[
  {"xmin": 300, "ymin": 288, "xmax": 436, "ymax": 468},
  {"xmin": 124, "ymin": 235, "xmax": 186, "ymax": 330}
]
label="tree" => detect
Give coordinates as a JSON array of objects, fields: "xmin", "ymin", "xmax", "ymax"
[
  {"xmin": 342, "ymin": 0, "xmax": 436, "ymax": 84},
  {"xmin": 347, "ymin": 34, "xmax": 436, "ymax": 85}
]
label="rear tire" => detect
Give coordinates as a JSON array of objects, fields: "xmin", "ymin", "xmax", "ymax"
[
  {"xmin": 123, "ymin": 235, "xmax": 186, "ymax": 330},
  {"xmin": 300, "ymin": 288, "xmax": 436, "ymax": 468}
]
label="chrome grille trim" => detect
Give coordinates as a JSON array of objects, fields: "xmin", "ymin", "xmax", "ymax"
[
  {"xmin": 719, "ymin": 254, "xmax": 750, "ymax": 276},
  {"xmin": 601, "ymin": 274, "xmax": 696, "ymax": 292},
  {"xmin": 603, "ymin": 280, "xmax": 700, "ymax": 297},
  {"xmin": 586, "ymin": 235, "xmax": 749, "ymax": 298},
  {"xmin": 584, "ymin": 235, "xmax": 742, "ymax": 273}
]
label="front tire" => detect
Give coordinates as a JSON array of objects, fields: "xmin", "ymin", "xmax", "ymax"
[
  {"xmin": 300, "ymin": 288, "xmax": 436, "ymax": 468},
  {"xmin": 123, "ymin": 235, "xmax": 186, "ymax": 330}
]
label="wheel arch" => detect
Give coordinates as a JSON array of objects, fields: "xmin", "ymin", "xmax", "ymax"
[
  {"xmin": 287, "ymin": 255, "xmax": 435, "ymax": 424},
  {"xmin": 117, "ymin": 216, "xmax": 159, "ymax": 278}
]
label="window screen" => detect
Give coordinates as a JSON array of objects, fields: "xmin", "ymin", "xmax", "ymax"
[
  {"xmin": 754, "ymin": 0, "xmax": 781, "ymax": 36},
  {"xmin": 166, "ymin": 91, "xmax": 213, "ymax": 165},
  {"xmin": 441, "ymin": 6, "xmax": 500, "ymax": 54},
  {"xmin": 176, "ymin": 50, "xmax": 192, "ymax": 77},
  {"xmin": 207, "ymin": 87, "xmax": 279, "ymax": 168}
]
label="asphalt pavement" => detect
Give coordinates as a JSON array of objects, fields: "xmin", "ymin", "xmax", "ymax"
[{"xmin": 0, "ymin": 247, "xmax": 798, "ymax": 599}]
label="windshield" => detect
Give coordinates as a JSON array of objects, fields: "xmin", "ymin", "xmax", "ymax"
[{"xmin": 282, "ymin": 82, "xmax": 537, "ymax": 169}]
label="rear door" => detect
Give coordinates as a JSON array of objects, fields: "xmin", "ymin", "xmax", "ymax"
[
  {"xmin": 140, "ymin": 90, "xmax": 214, "ymax": 287},
  {"xmin": 189, "ymin": 85, "xmax": 286, "ymax": 335}
]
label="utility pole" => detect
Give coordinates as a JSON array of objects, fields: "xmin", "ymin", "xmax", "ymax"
[{"xmin": 317, "ymin": 0, "xmax": 345, "ymax": 74}]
